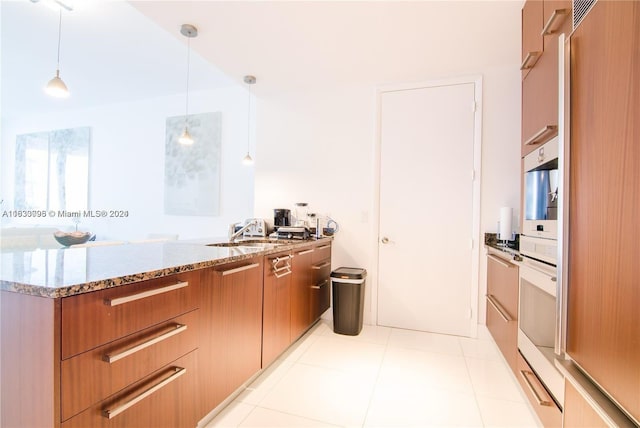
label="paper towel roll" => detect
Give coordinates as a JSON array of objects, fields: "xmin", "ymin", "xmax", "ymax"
[{"xmin": 499, "ymin": 207, "xmax": 512, "ymax": 241}]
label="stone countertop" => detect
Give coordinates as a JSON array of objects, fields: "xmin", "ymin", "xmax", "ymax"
[
  {"xmin": 484, "ymin": 232, "xmax": 522, "ymax": 262},
  {"xmin": 0, "ymin": 237, "xmax": 332, "ymax": 299}
]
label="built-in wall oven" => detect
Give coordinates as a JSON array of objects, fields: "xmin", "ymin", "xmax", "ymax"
[{"xmin": 518, "ymin": 135, "xmax": 565, "ymax": 407}]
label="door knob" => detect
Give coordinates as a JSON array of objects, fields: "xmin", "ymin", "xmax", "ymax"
[{"xmin": 381, "ymin": 237, "xmax": 389, "ymax": 244}]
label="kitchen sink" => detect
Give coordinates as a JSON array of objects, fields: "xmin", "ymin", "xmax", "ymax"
[{"xmin": 207, "ymin": 240, "xmax": 283, "ymax": 249}]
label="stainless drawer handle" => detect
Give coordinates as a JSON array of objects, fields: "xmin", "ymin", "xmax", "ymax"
[
  {"xmin": 315, "ymin": 244, "xmax": 331, "ymax": 250},
  {"xmin": 103, "ymin": 366, "xmax": 186, "ymax": 419},
  {"xmin": 311, "ymin": 280, "xmax": 329, "ymax": 290},
  {"xmin": 487, "ymin": 254, "xmax": 513, "ymax": 268},
  {"xmin": 297, "ymin": 249, "xmax": 315, "ymax": 255},
  {"xmin": 520, "ymin": 51, "xmax": 541, "ymax": 70},
  {"xmin": 524, "ymin": 125, "xmax": 558, "ymax": 146},
  {"xmin": 486, "ymin": 294, "xmax": 513, "ymax": 323},
  {"xmin": 519, "ymin": 369, "xmax": 553, "ymax": 407},
  {"xmin": 103, "ymin": 324, "xmax": 187, "ymax": 363},
  {"xmin": 541, "ymin": 8, "xmax": 569, "ymax": 36},
  {"xmin": 105, "ymin": 281, "xmax": 188, "ymax": 307},
  {"xmin": 220, "ymin": 263, "xmax": 260, "ymax": 276},
  {"xmin": 311, "ymin": 262, "xmax": 331, "ymax": 270}
]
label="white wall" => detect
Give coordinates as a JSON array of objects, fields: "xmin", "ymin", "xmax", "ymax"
[
  {"xmin": 254, "ymin": 66, "xmax": 521, "ymax": 326},
  {"xmin": 1, "ymin": 86, "xmax": 255, "ymax": 240}
]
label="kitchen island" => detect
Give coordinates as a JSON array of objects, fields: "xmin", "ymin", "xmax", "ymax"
[{"xmin": 0, "ymin": 237, "xmax": 332, "ymax": 428}]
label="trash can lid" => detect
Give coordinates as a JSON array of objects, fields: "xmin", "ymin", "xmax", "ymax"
[{"xmin": 330, "ymin": 267, "xmax": 367, "ymax": 279}]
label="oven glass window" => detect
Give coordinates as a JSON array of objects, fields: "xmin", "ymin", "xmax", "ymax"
[{"xmin": 520, "ymin": 276, "xmax": 556, "ymax": 349}]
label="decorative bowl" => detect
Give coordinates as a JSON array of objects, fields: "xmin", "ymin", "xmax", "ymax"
[{"xmin": 53, "ymin": 231, "xmax": 95, "ymax": 247}]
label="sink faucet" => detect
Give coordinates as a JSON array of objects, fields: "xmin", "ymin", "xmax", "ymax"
[{"xmin": 228, "ymin": 220, "xmax": 257, "ymax": 242}]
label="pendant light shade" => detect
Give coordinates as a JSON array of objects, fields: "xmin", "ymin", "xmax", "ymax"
[
  {"xmin": 45, "ymin": 70, "xmax": 69, "ymax": 98},
  {"xmin": 45, "ymin": 10, "xmax": 69, "ymax": 98},
  {"xmin": 179, "ymin": 127, "xmax": 194, "ymax": 145},
  {"xmin": 178, "ymin": 24, "xmax": 198, "ymax": 145},
  {"xmin": 243, "ymin": 75, "xmax": 256, "ymax": 165}
]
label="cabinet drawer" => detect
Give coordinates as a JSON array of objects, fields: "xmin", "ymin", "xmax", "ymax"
[
  {"xmin": 62, "ymin": 271, "xmax": 199, "ymax": 359},
  {"xmin": 486, "ymin": 298, "xmax": 517, "ymax": 373},
  {"xmin": 61, "ymin": 310, "xmax": 199, "ymax": 421},
  {"xmin": 516, "ymin": 352, "xmax": 562, "ymax": 427},
  {"xmin": 311, "ymin": 259, "xmax": 331, "ymax": 284},
  {"xmin": 486, "ymin": 254, "xmax": 518, "ymax": 318},
  {"xmin": 61, "ymin": 350, "xmax": 199, "ymax": 428},
  {"xmin": 311, "ymin": 278, "xmax": 331, "ymax": 320},
  {"xmin": 312, "ymin": 243, "xmax": 331, "ymax": 263}
]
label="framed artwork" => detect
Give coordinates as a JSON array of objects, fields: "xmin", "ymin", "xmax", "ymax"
[{"xmin": 164, "ymin": 112, "xmax": 221, "ymax": 216}]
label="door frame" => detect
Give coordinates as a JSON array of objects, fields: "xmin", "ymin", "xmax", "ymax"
[{"xmin": 371, "ymin": 75, "xmax": 483, "ymax": 337}]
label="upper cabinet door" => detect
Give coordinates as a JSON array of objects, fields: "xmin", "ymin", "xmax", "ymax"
[
  {"xmin": 521, "ymin": 0, "xmax": 572, "ymax": 157},
  {"xmin": 521, "ymin": 0, "xmax": 544, "ymax": 79}
]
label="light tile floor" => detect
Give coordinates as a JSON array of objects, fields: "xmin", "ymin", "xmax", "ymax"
[{"xmin": 205, "ymin": 321, "xmax": 541, "ymax": 428}]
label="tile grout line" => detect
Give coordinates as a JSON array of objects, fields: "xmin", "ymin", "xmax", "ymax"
[{"xmin": 359, "ymin": 327, "xmax": 393, "ymax": 428}]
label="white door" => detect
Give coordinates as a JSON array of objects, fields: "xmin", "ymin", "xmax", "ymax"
[{"xmin": 377, "ymin": 81, "xmax": 479, "ymax": 337}]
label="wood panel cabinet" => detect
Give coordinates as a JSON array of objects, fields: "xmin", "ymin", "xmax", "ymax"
[
  {"xmin": 563, "ymin": 381, "xmax": 608, "ymax": 428},
  {"xmin": 521, "ymin": 0, "xmax": 571, "ymax": 156},
  {"xmin": 521, "ymin": 0, "xmax": 543, "ymax": 79},
  {"xmin": 566, "ymin": 1, "xmax": 640, "ymax": 423},
  {"xmin": 61, "ymin": 351, "xmax": 199, "ymax": 428},
  {"xmin": 199, "ymin": 257, "xmax": 263, "ymax": 415},
  {"xmin": 291, "ymin": 246, "xmax": 314, "ymax": 340},
  {"xmin": 516, "ymin": 352, "xmax": 562, "ymax": 427},
  {"xmin": 262, "ymin": 251, "xmax": 293, "ymax": 367},
  {"xmin": 485, "ymin": 252, "xmax": 518, "ymax": 373},
  {"xmin": 310, "ymin": 243, "xmax": 331, "ymax": 321},
  {"xmin": 1, "ymin": 271, "xmax": 201, "ymax": 428}
]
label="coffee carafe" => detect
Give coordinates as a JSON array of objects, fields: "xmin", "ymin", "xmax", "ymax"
[{"xmin": 273, "ymin": 209, "xmax": 290, "ymax": 231}]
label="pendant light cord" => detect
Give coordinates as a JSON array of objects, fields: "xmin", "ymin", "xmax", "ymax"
[
  {"xmin": 184, "ymin": 36, "xmax": 191, "ymax": 126},
  {"xmin": 247, "ymin": 82, "xmax": 251, "ymax": 152},
  {"xmin": 56, "ymin": 9, "xmax": 62, "ymax": 70}
]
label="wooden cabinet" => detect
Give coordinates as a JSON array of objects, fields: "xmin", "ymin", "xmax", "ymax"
[
  {"xmin": 516, "ymin": 352, "xmax": 562, "ymax": 427},
  {"xmin": 566, "ymin": 1, "xmax": 640, "ymax": 423},
  {"xmin": 262, "ymin": 251, "xmax": 293, "ymax": 367},
  {"xmin": 60, "ymin": 272, "xmax": 200, "ymax": 427},
  {"xmin": 61, "ymin": 351, "xmax": 199, "ymax": 428},
  {"xmin": 199, "ymin": 257, "xmax": 263, "ymax": 415},
  {"xmin": 263, "ymin": 241, "xmax": 332, "ymax": 367},
  {"xmin": 521, "ymin": 0, "xmax": 543, "ymax": 80},
  {"xmin": 563, "ymin": 381, "xmax": 608, "ymax": 428},
  {"xmin": 1, "ymin": 271, "xmax": 201, "ymax": 428},
  {"xmin": 521, "ymin": 0, "xmax": 571, "ymax": 156},
  {"xmin": 310, "ymin": 243, "xmax": 331, "ymax": 321},
  {"xmin": 291, "ymin": 246, "xmax": 314, "ymax": 340},
  {"xmin": 485, "ymin": 251, "xmax": 518, "ymax": 373}
]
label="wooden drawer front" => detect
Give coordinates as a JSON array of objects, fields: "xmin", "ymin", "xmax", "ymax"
[
  {"xmin": 62, "ymin": 271, "xmax": 198, "ymax": 359},
  {"xmin": 486, "ymin": 298, "xmax": 517, "ymax": 373},
  {"xmin": 486, "ymin": 254, "xmax": 518, "ymax": 319},
  {"xmin": 61, "ymin": 310, "xmax": 199, "ymax": 421},
  {"xmin": 311, "ymin": 243, "xmax": 331, "ymax": 263},
  {"xmin": 62, "ymin": 350, "xmax": 199, "ymax": 428},
  {"xmin": 311, "ymin": 259, "xmax": 331, "ymax": 285},
  {"xmin": 311, "ymin": 277, "xmax": 331, "ymax": 321},
  {"xmin": 516, "ymin": 352, "xmax": 562, "ymax": 427}
]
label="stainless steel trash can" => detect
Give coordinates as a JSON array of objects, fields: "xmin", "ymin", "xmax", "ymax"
[{"xmin": 331, "ymin": 267, "xmax": 367, "ymax": 335}]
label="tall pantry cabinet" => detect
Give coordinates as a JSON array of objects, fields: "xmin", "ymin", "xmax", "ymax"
[{"xmin": 565, "ymin": 0, "xmax": 640, "ymax": 424}]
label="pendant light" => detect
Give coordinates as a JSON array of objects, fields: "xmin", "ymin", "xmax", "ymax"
[
  {"xmin": 44, "ymin": 9, "xmax": 69, "ymax": 98},
  {"xmin": 178, "ymin": 24, "xmax": 198, "ymax": 145},
  {"xmin": 242, "ymin": 75, "xmax": 256, "ymax": 165}
]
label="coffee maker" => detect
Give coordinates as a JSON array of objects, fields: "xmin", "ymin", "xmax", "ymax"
[{"xmin": 273, "ymin": 209, "xmax": 290, "ymax": 231}]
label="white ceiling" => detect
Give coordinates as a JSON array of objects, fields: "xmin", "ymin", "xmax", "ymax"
[
  {"xmin": 1, "ymin": 0, "xmax": 523, "ymax": 116},
  {"xmin": 0, "ymin": 0, "xmax": 233, "ymax": 117},
  {"xmin": 132, "ymin": 0, "xmax": 524, "ymax": 95}
]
